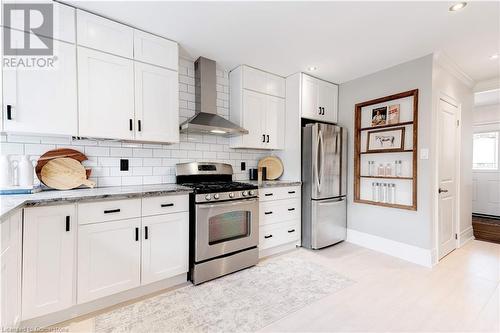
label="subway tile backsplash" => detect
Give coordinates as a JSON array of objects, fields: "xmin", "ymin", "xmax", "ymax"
[{"xmin": 0, "ymin": 57, "xmax": 272, "ymax": 187}]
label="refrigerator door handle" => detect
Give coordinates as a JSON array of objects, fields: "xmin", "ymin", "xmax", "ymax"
[
  {"xmin": 315, "ymin": 129, "xmax": 322, "ymax": 192},
  {"xmin": 319, "ymin": 129, "xmax": 325, "ymax": 189}
]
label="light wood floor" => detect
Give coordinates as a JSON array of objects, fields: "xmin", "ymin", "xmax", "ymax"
[{"xmin": 62, "ymin": 240, "xmax": 500, "ymax": 332}]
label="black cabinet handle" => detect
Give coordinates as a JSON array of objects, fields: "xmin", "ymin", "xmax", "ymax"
[
  {"xmin": 129, "ymin": 119, "xmax": 133, "ymax": 131},
  {"xmin": 135, "ymin": 227, "xmax": 139, "ymax": 241},
  {"xmin": 144, "ymin": 226, "xmax": 149, "ymax": 240},
  {"xmin": 322, "ymin": 107, "xmax": 326, "ymax": 115},
  {"xmin": 6, "ymin": 105, "xmax": 12, "ymax": 120},
  {"xmin": 288, "ymin": 208, "xmax": 295, "ymax": 211},
  {"xmin": 288, "ymin": 229, "xmax": 296, "ymax": 233},
  {"xmin": 264, "ymin": 211, "xmax": 273, "ymax": 215},
  {"xmin": 104, "ymin": 209, "xmax": 121, "ymax": 214},
  {"xmin": 161, "ymin": 203, "xmax": 174, "ymax": 208},
  {"xmin": 288, "ymin": 191, "xmax": 296, "ymax": 194},
  {"xmin": 264, "ymin": 234, "xmax": 273, "ymax": 239},
  {"xmin": 318, "ymin": 107, "xmax": 321, "ymax": 115},
  {"xmin": 138, "ymin": 120, "xmax": 142, "ymax": 132},
  {"xmin": 65, "ymin": 216, "xmax": 70, "ymax": 232},
  {"xmin": 266, "ymin": 134, "xmax": 269, "ymax": 143},
  {"xmin": 264, "ymin": 193, "xmax": 273, "ymax": 197},
  {"xmin": 262, "ymin": 134, "xmax": 266, "ymax": 142}
]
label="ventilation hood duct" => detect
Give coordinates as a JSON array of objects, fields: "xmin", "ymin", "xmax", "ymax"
[{"xmin": 179, "ymin": 57, "xmax": 248, "ymax": 137}]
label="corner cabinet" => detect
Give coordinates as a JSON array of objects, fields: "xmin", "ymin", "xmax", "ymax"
[
  {"xmin": 229, "ymin": 65, "xmax": 285, "ymax": 150},
  {"xmin": 301, "ymin": 74, "xmax": 338, "ymax": 124}
]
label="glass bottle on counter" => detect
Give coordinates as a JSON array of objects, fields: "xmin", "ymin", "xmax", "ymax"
[{"xmin": 372, "ymin": 182, "xmax": 379, "ymax": 202}]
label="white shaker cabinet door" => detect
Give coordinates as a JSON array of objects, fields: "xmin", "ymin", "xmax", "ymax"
[
  {"xmin": 3, "ymin": 37, "xmax": 77, "ymax": 136},
  {"xmin": 22, "ymin": 205, "xmax": 76, "ymax": 320},
  {"xmin": 265, "ymin": 95, "xmax": 285, "ymax": 150},
  {"xmin": 301, "ymin": 74, "xmax": 320, "ymax": 121},
  {"xmin": 134, "ymin": 62, "xmax": 179, "ymax": 143},
  {"xmin": 141, "ymin": 212, "xmax": 189, "ymax": 285},
  {"xmin": 77, "ymin": 47, "xmax": 135, "ymax": 140},
  {"xmin": 133, "ymin": 30, "xmax": 178, "ymax": 70},
  {"xmin": 241, "ymin": 89, "xmax": 266, "ymax": 149},
  {"xmin": 78, "ymin": 218, "xmax": 141, "ymax": 304},
  {"xmin": 76, "ymin": 10, "xmax": 133, "ymax": 58},
  {"xmin": 318, "ymin": 81, "xmax": 338, "ymax": 124}
]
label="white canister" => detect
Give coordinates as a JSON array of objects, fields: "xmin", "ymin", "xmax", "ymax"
[
  {"xmin": 19, "ymin": 155, "xmax": 34, "ymax": 188},
  {"xmin": 0, "ymin": 155, "xmax": 12, "ymax": 187}
]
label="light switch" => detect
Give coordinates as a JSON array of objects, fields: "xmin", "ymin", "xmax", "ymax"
[{"xmin": 420, "ymin": 148, "xmax": 429, "ymax": 160}]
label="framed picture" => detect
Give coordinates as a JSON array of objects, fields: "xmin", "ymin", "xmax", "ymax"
[
  {"xmin": 367, "ymin": 127, "xmax": 405, "ymax": 152},
  {"xmin": 388, "ymin": 104, "xmax": 400, "ymax": 124},
  {"xmin": 371, "ymin": 106, "xmax": 387, "ymax": 126}
]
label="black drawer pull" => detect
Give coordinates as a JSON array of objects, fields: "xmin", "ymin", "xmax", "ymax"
[
  {"xmin": 6, "ymin": 105, "xmax": 12, "ymax": 120},
  {"xmin": 264, "ymin": 193, "xmax": 273, "ymax": 197},
  {"xmin": 138, "ymin": 119, "xmax": 142, "ymax": 132},
  {"xmin": 264, "ymin": 234, "xmax": 273, "ymax": 239},
  {"xmin": 144, "ymin": 226, "xmax": 149, "ymax": 240},
  {"xmin": 104, "ymin": 209, "xmax": 121, "ymax": 214},
  {"xmin": 65, "ymin": 216, "xmax": 70, "ymax": 232},
  {"xmin": 135, "ymin": 227, "xmax": 139, "ymax": 241},
  {"xmin": 288, "ymin": 191, "xmax": 296, "ymax": 194},
  {"xmin": 288, "ymin": 208, "xmax": 295, "ymax": 211},
  {"xmin": 288, "ymin": 229, "xmax": 296, "ymax": 233},
  {"xmin": 129, "ymin": 119, "xmax": 133, "ymax": 131},
  {"xmin": 264, "ymin": 211, "xmax": 273, "ymax": 215},
  {"xmin": 161, "ymin": 203, "xmax": 174, "ymax": 208}
]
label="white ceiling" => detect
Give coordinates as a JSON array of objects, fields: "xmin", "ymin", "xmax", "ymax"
[{"xmin": 70, "ymin": 1, "xmax": 500, "ymax": 84}]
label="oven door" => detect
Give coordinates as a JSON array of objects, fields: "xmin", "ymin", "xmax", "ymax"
[{"xmin": 195, "ymin": 198, "xmax": 259, "ymax": 262}]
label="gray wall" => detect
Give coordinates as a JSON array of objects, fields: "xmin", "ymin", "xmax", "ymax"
[{"xmin": 339, "ymin": 55, "xmax": 434, "ymax": 249}]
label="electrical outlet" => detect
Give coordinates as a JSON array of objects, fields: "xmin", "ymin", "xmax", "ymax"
[
  {"xmin": 120, "ymin": 159, "xmax": 129, "ymax": 171},
  {"xmin": 241, "ymin": 161, "xmax": 246, "ymax": 171}
]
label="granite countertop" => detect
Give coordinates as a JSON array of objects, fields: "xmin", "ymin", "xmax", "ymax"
[
  {"xmin": 245, "ymin": 180, "xmax": 302, "ymax": 188},
  {"xmin": 0, "ymin": 184, "xmax": 192, "ymax": 220}
]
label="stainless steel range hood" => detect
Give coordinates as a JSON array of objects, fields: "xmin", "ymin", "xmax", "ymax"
[{"xmin": 179, "ymin": 57, "xmax": 248, "ymax": 137}]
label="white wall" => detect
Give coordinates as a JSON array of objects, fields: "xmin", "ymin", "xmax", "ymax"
[
  {"xmin": 431, "ymin": 57, "xmax": 474, "ymax": 248},
  {"xmin": 339, "ymin": 55, "xmax": 434, "ymax": 250},
  {"xmin": 0, "ymin": 58, "xmax": 271, "ymax": 187}
]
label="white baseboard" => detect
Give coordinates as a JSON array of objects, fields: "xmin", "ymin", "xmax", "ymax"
[
  {"xmin": 459, "ymin": 226, "xmax": 474, "ymax": 247},
  {"xmin": 259, "ymin": 242, "xmax": 299, "ymax": 259},
  {"xmin": 346, "ymin": 229, "xmax": 433, "ymax": 268}
]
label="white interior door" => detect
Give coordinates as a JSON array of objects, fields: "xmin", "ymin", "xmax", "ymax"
[{"xmin": 437, "ymin": 98, "xmax": 459, "ymax": 260}]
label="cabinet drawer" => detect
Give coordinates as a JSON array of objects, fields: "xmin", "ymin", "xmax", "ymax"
[
  {"xmin": 141, "ymin": 195, "xmax": 189, "ymax": 217},
  {"xmin": 134, "ymin": 30, "xmax": 178, "ymax": 70},
  {"xmin": 259, "ymin": 186, "xmax": 301, "ymax": 202},
  {"xmin": 78, "ymin": 199, "xmax": 141, "ymax": 224},
  {"xmin": 260, "ymin": 199, "xmax": 300, "ymax": 226},
  {"xmin": 77, "ymin": 10, "xmax": 134, "ymax": 58},
  {"xmin": 259, "ymin": 220, "xmax": 300, "ymax": 250}
]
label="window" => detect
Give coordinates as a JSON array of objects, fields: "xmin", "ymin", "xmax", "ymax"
[{"xmin": 473, "ymin": 131, "xmax": 499, "ymax": 170}]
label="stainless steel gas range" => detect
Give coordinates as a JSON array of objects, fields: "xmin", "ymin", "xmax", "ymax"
[{"xmin": 176, "ymin": 162, "xmax": 259, "ymax": 285}]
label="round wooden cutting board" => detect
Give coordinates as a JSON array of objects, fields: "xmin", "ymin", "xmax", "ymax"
[
  {"xmin": 41, "ymin": 158, "xmax": 95, "ymax": 190},
  {"xmin": 36, "ymin": 148, "xmax": 91, "ymax": 180},
  {"xmin": 258, "ymin": 156, "xmax": 284, "ymax": 180}
]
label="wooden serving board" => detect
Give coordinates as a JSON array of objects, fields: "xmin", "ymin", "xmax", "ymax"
[
  {"xmin": 258, "ymin": 156, "xmax": 284, "ymax": 180},
  {"xmin": 36, "ymin": 148, "xmax": 91, "ymax": 180},
  {"xmin": 41, "ymin": 158, "xmax": 95, "ymax": 190}
]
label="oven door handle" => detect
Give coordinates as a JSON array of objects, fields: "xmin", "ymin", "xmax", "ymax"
[{"xmin": 197, "ymin": 198, "xmax": 258, "ymax": 209}]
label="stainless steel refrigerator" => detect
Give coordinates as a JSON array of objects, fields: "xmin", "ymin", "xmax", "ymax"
[{"xmin": 302, "ymin": 123, "xmax": 347, "ymax": 249}]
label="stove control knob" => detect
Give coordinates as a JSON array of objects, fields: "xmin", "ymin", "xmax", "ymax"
[
  {"xmin": 242, "ymin": 191, "xmax": 248, "ymax": 197},
  {"xmin": 213, "ymin": 193, "xmax": 220, "ymax": 199},
  {"xmin": 205, "ymin": 194, "xmax": 211, "ymax": 201},
  {"xmin": 228, "ymin": 192, "xmax": 235, "ymax": 198},
  {"xmin": 248, "ymin": 190, "xmax": 255, "ymax": 196}
]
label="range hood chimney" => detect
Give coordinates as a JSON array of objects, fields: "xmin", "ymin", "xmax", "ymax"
[{"xmin": 179, "ymin": 57, "xmax": 248, "ymax": 137}]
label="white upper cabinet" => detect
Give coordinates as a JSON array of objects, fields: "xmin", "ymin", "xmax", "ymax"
[
  {"xmin": 22, "ymin": 205, "xmax": 76, "ymax": 320},
  {"xmin": 5, "ymin": 2, "xmax": 75, "ymax": 43},
  {"xmin": 76, "ymin": 10, "xmax": 134, "ymax": 58},
  {"xmin": 242, "ymin": 66, "xmax": 285, "ymax": 98},
  {"xmin": 3, "ymin": 36, "xmax": 77, "ymax": 136},
  {"xmin": 134, "ymin": 30, "xmax": 178, "ymax": 70},
  {"xmin": 301, "ymin": 74, "xmax": 338, "ymax": 123},
  {"xmin": 230, "ymin": 65, "xmax": 285, "ymax": 150},
  {"xmin": 77, "ymin": 47, "xmax": 135, "ymax": 140},
  {"xmin": 134, "ymin": 62, "xmax": 179, "ymax": 143}
]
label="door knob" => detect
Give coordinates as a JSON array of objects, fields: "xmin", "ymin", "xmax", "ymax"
[{"xmin": 438, "ymin": 188, "xmax": 448, "ymax": 194}]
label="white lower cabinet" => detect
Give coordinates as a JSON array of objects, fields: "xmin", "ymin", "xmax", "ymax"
[
  {"xmin": 0, "ymin": 211, "xmax": 22, "ymax": 328},
  {"xmin": 258, "ymin": 186, "xmax": 301, "ymax": 257},
  {"xmin": 22, "ymin": 205, "xmax": 76, "ymax": 320},
  {"xmin": 77, "ymin": 218, "xmax": 141, "ymax": 304},
  {"xmin": 141, "ymin": 212, "xmax": 189, "ymax": 284}
]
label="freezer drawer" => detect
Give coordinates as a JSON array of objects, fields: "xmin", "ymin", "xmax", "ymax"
[{"xmin": 310, "ymin": 197, "xmax": 346, "ymax": 249}]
